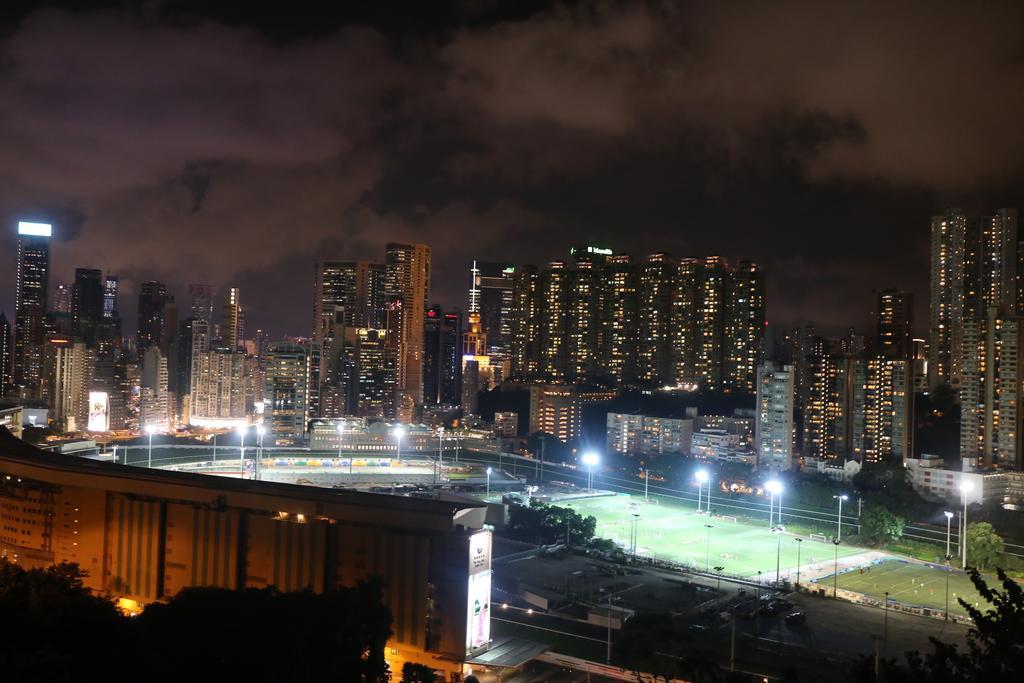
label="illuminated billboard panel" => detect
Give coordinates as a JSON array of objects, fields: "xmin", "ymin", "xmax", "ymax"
[
  {"xmin": 18, "ymin": 221, "xmax": 53, "ymax": 237},
  {"xmin": 466, "ymin": 529, "xmax": 492, "ymax": 650},
  {"xmin": 87, "ymin": 391, "xmax": 109, "ymax": 432}
]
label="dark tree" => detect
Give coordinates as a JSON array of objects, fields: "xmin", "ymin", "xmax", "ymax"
[{"xmin": 401, "ymin": 662, "xmax": 438, "ymax": 682}]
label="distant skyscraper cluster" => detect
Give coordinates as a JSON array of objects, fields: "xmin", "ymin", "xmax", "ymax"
[
  {"xmin": 928, "ymin": 207, "xmax": 1023, "ymax": 469},
  {"xmin": 506, "ymin": 248, "xmax": 766, "ymax": 391}
]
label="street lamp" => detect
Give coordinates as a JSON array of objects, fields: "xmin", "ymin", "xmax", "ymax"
[
  {"xmin": 145, "ymin": 424, "xmax": 158, "ymax": 467},
  {"xmin": 237, "ymin": 425, "xmax": 247, "ymax": 478},
  {"xmin": 695, "ymin": 469, "xmax": 709, "ymax": 514},
  {"xmin": 832, "ymin": 539, "xmax": 841, "ymax": 598},
  {"xmin": 392, "ymin": 426, "xmax": 405, "ymax": 462},
  {"xmin": 834, "ymin": 494, "xmax": 849, "ymax": 542},
  {"xmin": 486, "ymin": 466, "xmax": 492, "ymax": 496},
  {"xmin": 112, "ymin": 444, "xmax": 118, "ymax": 466},
  {"xmin": 256, "ymin": 426, "xmax": 266, "ymax": 480},
  {"xmin": 766, "ymin": 479, "xmax": 782, "ymax": 528},
  {"xmin": 960, "ymin": 480, "xmax": 973, "ymax": 570},
  {"xmin": 336, "ymin": 422, "xmax": 349, "ymax": 474},
  {"xmin": 582, "ymin": 452, "xmax": 599, "ymax": 490}
]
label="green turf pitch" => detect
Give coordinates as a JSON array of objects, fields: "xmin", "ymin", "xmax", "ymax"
[
  {"xmin": 817, "ymin": 559, "xmax": 989, "ymax": 618},
  {"xmin": 565, "ymin": 494, "xmax": 862, "ymax": 577}
]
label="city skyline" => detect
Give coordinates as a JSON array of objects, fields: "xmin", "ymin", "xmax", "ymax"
[{"xmin": 2, "ymin": 2, "xmax": 1024, "ymax": 336}]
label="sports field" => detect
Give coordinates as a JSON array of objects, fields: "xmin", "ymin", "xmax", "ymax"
[
  {"xmin": 563, "ymin": 494, "xmax": 863, "ymax": 578},
  {"xmin": 816, "ymin": 559, "xmax": 989, "ymax": 618}
]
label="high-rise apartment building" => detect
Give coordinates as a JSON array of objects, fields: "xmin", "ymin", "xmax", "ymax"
[
  {"xmin": 263, "ymin": 341, "xmax": 309, "ymax": 442},
  {"xmin": 724, "ymin": 261, "xmax": 766, "ymax": 391},
  {"xmin": 507, "ymin": 248, "xmax": 765, "ymax": 391},
  {"xmin": 755, "ymin": 362, "xmax": 794, "ymax": 470},
  {"xmin": 606, "ymin": 412, "xmax": 693, "ymax": 456},
  {"xmin": 46, "ymin": 337, "xmax": 94, "ymax": 432},
  {"xmin": 221, "ymin": 287, "xmax": 241, "ymax": 349},
  {"xmin": 960, "ymin": 307, "xmax": 1024, "ymax": 469},
  {"xmin": 385, "ymin": 243, "xmax": 430, "ymax": 411},
  {"xmin": 0, "ymin": 313, "xmax": 11, "ymax": 393},
  {"xmin": 528, "ymin": 384, "xmax": 617, "ymax": 444},
  {"xmin": 872, "ymin": 289, "xmax": 913, "ymax": 358},
  {"xmin": 188, "ymin": 284, "xmax": 215, "ymax": 321},
  {"xmin": 140, "ymin": 346, "xmax": 169, "ymax": 431},
  {"xmin": 929, "ymin": 210, "xmax": 968, "ymax": 388},
  {"xmin": 423, "ymin": 307, "xmax": 461, "ymax": 406},
  {"xmin": 71, "ymin": 268, "xmax": 104, "ymax": 346},
  {"xmin": 137, "ymin": 281, "xmax": 168, "ymax": 353},
  {"xmin": 929, "ymin": 208, "xmax": 1019, "ymax": 389},
  {"xmin": 102, "ymin": 275, "xmax": 119, "ymax": 319},
  {"xmin": 13, "ymin": 221, "xmax": 52, "ymax": 395},
  {"xmin": 859, "ymin": 356, "xmax": 913, "ymax": 463},
  {"xmin": 190, "ymin": 347, "xmax": 247, "ymax": 427},
  {"xmin": 471, "ymin": 262, "xmax": 515, "ymax": 353},
  {"xmin": 638, "ymin": 254, "xmax": 675, "ymax": 385}
]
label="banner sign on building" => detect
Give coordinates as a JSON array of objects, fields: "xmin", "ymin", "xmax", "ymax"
[
  {"xmin": 87, "ymin": 391, "xmax": 109, "ymax": 432},
  {"xmin": 466, "ymin": 530, "xmax": 492, "ymax": 650}
]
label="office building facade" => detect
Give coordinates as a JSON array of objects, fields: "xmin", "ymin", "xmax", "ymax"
[
  {"xmin": 755, "ymin": 362, "xmax": 795, "ymax": 470},
  {"xmin": 13, "ymin": 221, "xmax": 52, "ymax": 396}
]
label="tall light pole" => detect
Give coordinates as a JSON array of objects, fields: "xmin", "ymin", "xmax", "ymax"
[
  {"xmin": 437, "ymin": 427, "xmax": 444, "ymax": 466},
  {"xmin": 145, "ymin": 424, "xmax": 157, "ymax": 468},
  {"xmin": 834, "ymin": 494, "xmax": 848, "ymax": 542},
  {"xmin": 832, "ymin": 539, "xmax": 841, "ymax": 598},
  {"xmin": 112, "ymin": 444, "xmax": 118, "ymax": 465},
  {"xmin": 486, "ymin": 466, "xmax": 492, "ymax": 497},
  {"xmin": 643, "ymin": 467, "xmax": 649, "ymax": 502},
  {"xmin": 256, "ymin": 426, "xmax": 266, "ymax": 480},
  {"xmin": 774, "ymin": 526, "xmax": 783, "ymax": 586},
  {"xmin": 766, "ymin": 479, "xmax": 782, "ymax": 528},
  {"xmin": 795, "ymin": 538, "xmax": 803, "ymax": 589},
  {"xmin": 960, "ymin": 480, "xmax": 972, "ymax": 570},
  {"xmin": 696, "ymin": 469, "xmax": 709, "ymax": 513},
  {"xmin": 582, "ymin": 452, "xmax": 599, "ymax": 490},
  {"xmin": 944, "ymin": 511, "xmax": 954, "ymax": 558},
  {"xmin": 393, "ymin": 426, "xmax": 405, "ymax": 463},
  {"xmin": 704, "ymin": 523, "xmax": 713, "ymax": 572},
  {"xmin": 237, "ymin": 425, "xmax": 246, "ymax": 478}
]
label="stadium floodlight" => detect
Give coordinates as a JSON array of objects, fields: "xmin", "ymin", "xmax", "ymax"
[
  {"xmin": 833, "ymin": 494, "xmax": 848, "ymax": 542},
  {"xmin": 486, "ymin": 466, "xmax": 493, "ymax": 496},
  {"xmin": 237, "ymin": 425, "xmax": 247, "ymax": 479},
  {"xmin": 959, "ymin": 480, "xmax": 973, "ymax": 569},
  {"xmin": 144, "ymin": 424, "xmax": 158, "ymax": 468},
  {"xmin": 581, "ymin": 452, "xmax": 599, "ymax": 490},
  {"xmin": 392, "ymin": 426, "xmax": 406, "ymax": 462},
  {"xmin": 766, "ymin": 479, "xmax": 782, "ymax": 528},
  {"xmin": 943, "ymin": 511, "xmax": 954, "ymax": 560},
  {"xmin": 695, "ymin": 469, "xmax": 710, "ymax": 513}
]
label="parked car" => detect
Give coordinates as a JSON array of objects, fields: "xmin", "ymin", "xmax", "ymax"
[{"xmin": 784, "ymin": 611, "xmax": 806, "ymax": 626}]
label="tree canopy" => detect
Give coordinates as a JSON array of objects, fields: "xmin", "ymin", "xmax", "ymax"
[
  {"xmin": 965, "ymin": 522, "xmax": 1005, "ymax": 571},
  {"xmin": 859, "ymin": 503, "xmax": 905, "ymax": 546}
]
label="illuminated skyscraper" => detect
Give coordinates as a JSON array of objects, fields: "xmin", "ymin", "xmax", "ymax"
[
  {"xmin": 871, "ymin": 289, "xmax": 913, "ymax": 358},
  {"xmin": 136, "ymin": 281, "xmax": 167, "ymax": 353},
  {"xmin": 671, "ymin": 258, "xmax": 701, "ymax": 385},
  {"xmin": 638, "ymin": 253, "xmax": 675, "ymax": 385},
  {"xmin": 13, "ymin": 221, "xmax": 52, "ymax": 395},
  {"xmin": 189, "ymin": 345, "xmax": 247, "ymax": 427},
  {"xmin": 960, "ymin": 307, "xmax": 1024, "ymax": 469},
  {"xmin": 470, "ymin": 261, "xmax": 515, "ymax": 353},
  {"xmin": 47, "ymin": 337, "xmax": 94, "ymax": 432},
  {"xmin": 385, "ymin": 243, "xmax": 430, "ymax": 410},
  {"xmin": 858, "ymin": 355, "xmax": 913, "ymax": 463},
  {"xmin": 723, "ymin": 261, "xmax": 766, "ymax": 391},
  {"xmin": 755, "ymin": 362, "xmax": 794, "ymax": 471},
  {"xmin": 140, "ymin": 346, "xmax": 169, "ymax": 431},
  {"xmin": 423, "ymin": 306, "xmax": 461, "ymax": 406},
  {"xmin": 263, "ymin": 341, "xmax": 310, "ymax": 441},
  {"xmin": 696, "ymin": 256, "xmax": 728, "ymax": 388},
  {"xmin": 509, "ymin": 265, "xmax": 540, "ymax": 378},
  {"xmin": 601, "ymin": 255, "xmax": 638, "ymax": 384},
  {"xmin": 566, "ymin": 259, "xmax": 602, "ymax": 380},
  {"xmin": 221, "ymin": 287, "xmax": 241, "ymax": 349},
  {"xmin": 538, "ymin": 261, "xmax": 568, "ymax": 379},
  {"xmin": 0, "ymin": 313, "xmax": 11, "ymax": 393},
  {"xmin": 929, "ymin": 210, "xmax": 968, "ymax": 388}
]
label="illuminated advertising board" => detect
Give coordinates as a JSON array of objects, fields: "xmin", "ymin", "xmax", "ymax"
[
  {"xmin": 466, "ymin": 530, "xmax": 492, "ymax": 650},
  {"xmin": 466, "ymin": 572, "xmax": 491, "ymax": 649},
  {"xmin": 17, "ymin": 221, "xmax": 53, "ymax": 237},
  {"xmin": 87, "ymin": 391, "xmax": 109, "ymax": 432}
]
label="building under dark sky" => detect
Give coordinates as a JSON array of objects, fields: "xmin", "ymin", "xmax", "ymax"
[{"xmin": 1, "ymin": 1, "xmax": 1023, "ymax": 339}]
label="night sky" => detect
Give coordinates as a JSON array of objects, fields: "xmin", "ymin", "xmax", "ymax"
[{"xmin": 2, "ymin": 1, "xmax": 1023, "ymax": 338}]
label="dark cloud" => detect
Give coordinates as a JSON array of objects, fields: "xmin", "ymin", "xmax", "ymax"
[{"xmin": 1, "ymin": 1, "xmax": 1022, "ymax": 336}]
